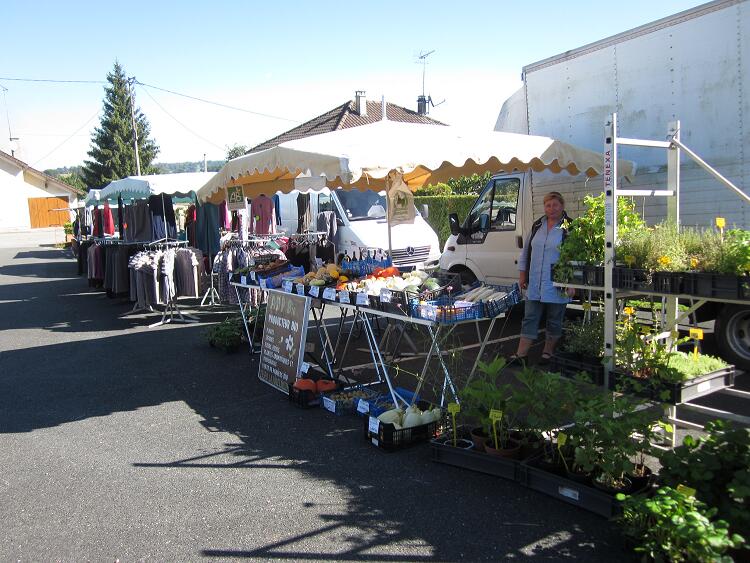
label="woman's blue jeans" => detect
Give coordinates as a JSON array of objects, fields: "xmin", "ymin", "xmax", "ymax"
[{"xmin": 520, "ymin": 299, "xmax": 567, "ymax": 340}]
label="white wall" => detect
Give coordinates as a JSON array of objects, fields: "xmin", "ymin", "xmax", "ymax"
[{"xmin": 0, "ymin": 158, "xmax": 77, "ymax": 231}]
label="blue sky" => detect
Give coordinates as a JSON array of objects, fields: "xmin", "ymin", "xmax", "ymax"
[{"xmin": 1, "ymin": 0, "xmax": 704, "ymax": 169}]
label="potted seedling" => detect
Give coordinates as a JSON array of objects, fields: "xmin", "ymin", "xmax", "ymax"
[
  {"xmin": 206, "ymin": 315, "xmax": 244, "ymax": 353},
  {"xmin": 459, "ymin": 355, "xmax": 508, "ymax": 452}
]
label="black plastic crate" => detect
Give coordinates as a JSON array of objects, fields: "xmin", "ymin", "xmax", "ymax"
[
  {"xmin": 518, "ymin": 457, "xmax": 623, "ymax": 518},
  {"xmin": 652, "ymin": 271, "xmax": 683, "ymax": 295},
  {"xmin": 430, "ymin": 434, "xmax": 520, "ymax": 481},
  {"xmin": 364, "ymin": 400, "xmax": 443, "ymax": 451},
  {"xmin": 612, "ymin": 267, "xmax": 653, "ymax": 292},
  {"xmin": 569, "ymin": 265, "xmax": 604, "ymax": 287},
  {"xmin": 419, "ymin": 271, "xmax": 462, "ymax": 301},
  {"xmin": 287, "ymin": 384, "xmax": 320, "ymax": 408},
  {"xmin": 549, "ymin": 353, "xmax": 604, "ymax": 386},
  {"xmin": 608, "ymin": 366, "xmax": 735, "ymax": 404},
  {"xmin": 680, "ymin": 272, "xmax": 750, "ymax": 300}
]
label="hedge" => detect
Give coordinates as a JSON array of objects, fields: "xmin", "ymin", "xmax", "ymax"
[{"xmin": 414, "ymin": 195, "xmax": 477, "ymax": 249}]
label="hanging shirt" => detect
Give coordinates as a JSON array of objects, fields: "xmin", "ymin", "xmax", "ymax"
[
  {"xmin": 250, "ymin": 195, "xmax": 276, "ymax": 235},
  {"xmin": 517, "ymin": 218, "xmax": 570, "ymax": 304}
]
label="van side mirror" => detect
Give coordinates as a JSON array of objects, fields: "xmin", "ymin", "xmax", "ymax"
[
  {"xmin": 420, "ymin": 204, "xmax": 429, "ymax": 219},
  {"xmin": 448, "ymin": 213, "xmax": 460, "ymax": 236},
  {"xmin": 479, "ymin": 213, "xmax": 490, "ymax": 233}
]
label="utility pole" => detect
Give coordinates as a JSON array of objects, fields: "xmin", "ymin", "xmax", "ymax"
[{"xmin": 128, "ymin": 77, "xmax": 142, "ymax": 176}]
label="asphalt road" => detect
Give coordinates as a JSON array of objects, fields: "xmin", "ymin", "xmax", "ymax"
[{"xmin": 0, "ymin": 246, "xmax": 652, "ymax": 561}]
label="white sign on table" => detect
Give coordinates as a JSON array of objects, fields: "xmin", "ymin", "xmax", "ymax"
[
  {"xmin": 322, "ymin": 287, "xmax": 336, "ymax": 301},
  {"xmin": 356, "ymin": 292, "xmax": 369, "ymax": 306},
  {"xmin": 282, "ymin": 280, "xmax": 293, "ymax": 293},
  {"xmin": 296, "ymin": 283, "xmax": 306, "ymax": 296},
  {"xmin": 322, "ymin": 396, "xmax": 336, "ymax": 413},
  {"xmin": 357, "ymin": 400, "xmax": 369, "ymax": 414},
  {"xmin": 339, "ymin": 291, "xmax": 350, "ymax": 304},
  {"xmin": 380, "ymin": 288, "xmax": 391, "ymax": 303},
  {"xmin": 368, "ymin": 416, "xmax": 380, "ymax": 434},
  {"xmin": 309, "ymin": 285, "xmax": 320, "ymax": 298},
  {"xmin": 259, "ymin": 278, "xmax": 267, "ymax": 290}
]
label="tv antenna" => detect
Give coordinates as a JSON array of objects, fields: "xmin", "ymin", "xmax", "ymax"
[{"xmin": 415, "ymin": 50, "xmax": 444, "ymax": 114}]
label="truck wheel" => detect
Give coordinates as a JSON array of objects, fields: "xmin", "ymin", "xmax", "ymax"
[
  {"xmin": 715, "ymin": 306, "xmax": 750, "ymax": 371},
  {"xmin": 450, "ymin": 267, "xmax": 476, "ymax": 286}
]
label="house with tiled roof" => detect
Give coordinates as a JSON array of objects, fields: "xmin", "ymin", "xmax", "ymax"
[
  {"xmin": 249, "ymin": 91, "xmax": 446, "ymax": 153},
  {"xmin": 0, "ymin": 149, "xmax": 80, "ymax": 231}
]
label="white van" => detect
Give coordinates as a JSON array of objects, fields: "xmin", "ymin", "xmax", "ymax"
[{"xmin": 276, "ymin": 187, "xmax": 441, "ymax": 269}]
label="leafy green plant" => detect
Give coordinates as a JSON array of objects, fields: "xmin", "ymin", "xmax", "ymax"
[
  {"xmin": 555, "ymin": 193, "xmax": 645, "ymax": 282},
  {"xmin": 459, "ymin": 356, "xmax": 519, "ymax": 444},
  {"xmin": 560, "ymin": 313, "xmax": 604, "ymax": 359},
  {"xmin": 658, "ymin": 420, "xmax": 750, "ymax": 537},
  {"xmin": 206, "ymin": 315, "xmax": 244, "ymax": 352},
  {"xmin": 63, "ymin": 221, "xmax": 74, "ymax": 235},
  {"xmin": 512, "ymin": 366, "xmax": 578, "ymax": 462},
  {"xmin": 617, "ymin": 486, "xmax": 744, "ymax": 562}
]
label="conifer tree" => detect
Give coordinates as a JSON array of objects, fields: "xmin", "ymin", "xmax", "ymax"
[{"xmin": 81, "ymin": 61, "xmax": 159, "ymax": 188}]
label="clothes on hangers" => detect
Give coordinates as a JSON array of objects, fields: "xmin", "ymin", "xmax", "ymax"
[
  {"xmin": 297, "ymin": 193, "xmax": 312, "ymax": 233},
  {"xmin": 123, "ymin": 200, "xmax": 152, "ymax": 242},
  {"xmin": 219, "ymin": 200, "xmax": 232, "ymax": 231},
  {"xmin": 273, "ymin": 194, "xmax": 282, "ymax": 226},
  {"xmin": 196, "ymin": 202, "xmax": 220, "ymax": 256},
  {"xmin": 148, "ymin": 195, "xmax": 177, "ymax": 240},
  {"xmin": 103, "ymin": 202, "xmax": 115, "ymax": 236},
  {"xmin": 185, "ymin": 204, "xmax": 197, "ymax": 247},
  {"xmin": 250, "ymin": 194, "xmax": 276, "ymax": 235},
  {"xmin": 117, "ymin": 196, "xmax": 125, "ymax": 240}
]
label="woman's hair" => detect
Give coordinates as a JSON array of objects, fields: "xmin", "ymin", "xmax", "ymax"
[{"xmin": 543, "ymin": 191, "xmax": 565, "ymax": 206}]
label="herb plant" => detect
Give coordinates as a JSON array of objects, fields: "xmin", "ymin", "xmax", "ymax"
[
  {"xmin": 617, "ymin": 486, "xmax": 745, "ymax": 562},
  {"xmin": 658, "ymin": 420, "xmax": 750, "ymax": 537}
]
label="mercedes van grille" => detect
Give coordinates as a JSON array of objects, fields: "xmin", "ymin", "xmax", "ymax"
[{"xmin": 391, "ymin": 245, "xmax": 431, "ymax": 265}]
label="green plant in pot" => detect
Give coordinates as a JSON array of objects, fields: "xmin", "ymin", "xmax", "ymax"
[
  {"xmin": 560, "ymin": 312, "xmax": 604, "ymax": 361},
  {"xmin": 617, "ymin": 486, "xmax": 745, "ymax": 562},
  {"xmin": 206, "ymin": 315, "xmax": 244, "ymax": 353},
  {"xmin": 458, "ymin": 356, "xmax": 518, "ymax": 455},
  {"xmin": 554, "ymin": 193, "xmax": 645, "ymax": 283},
  {"xmin": 513, "ymin": 366, "xmax": 577, "ymax": 462},
  {"xmin": 658, "ymin": 420, "xmax": 750, "ymax": 539}
]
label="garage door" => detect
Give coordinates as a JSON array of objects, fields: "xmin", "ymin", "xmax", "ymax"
[{"xmin": 28, "ymin": 196, "xmax": 70, "ymax": 228}]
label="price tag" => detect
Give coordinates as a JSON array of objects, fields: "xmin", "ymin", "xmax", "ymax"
[
  {"xmin": 447, "ymin": 402, "xmax": 460, "ymax": 415},
  {"xmin": 339, "ymin": 291, "xmax": 350, "ymax": 304},
  {"xmin": 300, "ymin": 362, "xmax": 310, "ymax": 374},
  {"xmin": 250, "ymin": 271, "xmax": 256, "ymax": 281},
  {"xmin": 557, "ymin": 432, "xmax": 567, "ymax": 446},
  {"xmin": 259, "ymin": 278, "xmax": 267, "ymax": 290},
  {"xmin": 322, "ymin": 396, "xmax": 336, "ymax": 413},
  {"xmin": 357, "ymin": 400, "xmax": 369, "ymax": 414},
  {"xmin": 296, "ymin": 283, "xmax": 306, "ymax": 296},
  {"xmin": 368, "ymin": 416, "xmax": 380, "ymax": 434},
  {"xmin": 323, "ymin": 287, "xmax": 336, "ymax": 301},
  {"xmin": 309, "ymin": 285, "xmax": 320, "ymax": 298},
  {"xmin": 240, "ymin": 275, "xmax": 247, "ymax": 286},
  {"xmin": 282, "ymin": 280, "xmax": 293, "ymax": 293},
  {"xmin": 489, "ymin": 409, "xmax": 503, "ymax": 422},
  {"xmin": 380, "ymin": 288, "xmax": 391, "ymax": 303},
  {"xmin": 227, "ymin": 273, "xmax": 233, "ymax": 284},
  {"xmin": 677, "ymin": 484, "xmax": 696, "ymax": 497},
  {"xmin": 715, "ymin": 217, "xmax": 726, "ymax": 229},
  {"xmin": 689, "ymin": 328, "xmax": 704, "ymax": 340},
  {"xmin": 356, "ymin": 292, "xmax": 369, "ymax": 306}
]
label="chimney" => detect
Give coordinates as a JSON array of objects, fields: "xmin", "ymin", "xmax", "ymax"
[
  {"xmin": 355, "ymin": 90, "xmax": 367, "ymax": 116},
  {"xmin": 417, "ymin": 95, "xmax": 428, "ymax": 116}
]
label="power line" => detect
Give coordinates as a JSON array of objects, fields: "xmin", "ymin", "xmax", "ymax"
[
  {"xmin": 0, "ymin": 77, "xmax": 106, "ymax": 84},
  {"xmin": 32, "ymin": 108, "xmax": 101, "ymax": 168},
  {"xmin": 136, "ymin": 80, "xmax": 300, "ymax": 123},
  {"xmin": 0, "ymin": 76, "xmax": 302, "ymax": 123},
  {"xmin": 137, "ymin": 83, "xmax": 225, "ymax": 152}
]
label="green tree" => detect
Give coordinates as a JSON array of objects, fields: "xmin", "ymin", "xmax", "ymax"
[
  {"xmin": 58, "ymin": 172, "xmax": 87, "ymax": 197},
  {"xmin": 81, "ymin": 61, "xmax": 159, "ymax": 188},
  {"xmin": 226, "ymin": 144, "xmax": 248, "ymax": 161}
]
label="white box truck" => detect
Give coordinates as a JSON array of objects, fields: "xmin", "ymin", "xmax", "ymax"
[{"xmin": 439, "ymin": 0, "xmax": 750, "ymax": 367}]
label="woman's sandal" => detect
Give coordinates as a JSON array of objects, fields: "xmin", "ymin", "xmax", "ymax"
[
  {"xmin": 508, "ymin": 354, "xmax": 527, "ymax": 363},
  {"xmin": 538, "ymin": 352, "xmax": 553, "ymax": 365}
]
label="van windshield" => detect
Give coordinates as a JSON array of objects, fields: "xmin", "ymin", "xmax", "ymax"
[{"xmin": 335, "ymin": 189, "xmax": 387, "ymax": 221}]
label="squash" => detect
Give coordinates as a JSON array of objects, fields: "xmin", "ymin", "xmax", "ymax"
[
  {"xmin": 293, "ymin": 378, "xmax": 317, "ymax": 393},
  {"xmin": 316, "ymin": 379, "xmax": 338, "ymax": 393}
]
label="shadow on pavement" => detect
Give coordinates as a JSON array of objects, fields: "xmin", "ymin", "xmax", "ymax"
[{"xmin": 0, "ymin": 247, "xmax": 633, "ymax": 561}]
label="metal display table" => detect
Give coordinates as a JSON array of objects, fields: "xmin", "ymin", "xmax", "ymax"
[{"xmin": 230, "ymin": 280, "xmax": 520, "ymax": 407}]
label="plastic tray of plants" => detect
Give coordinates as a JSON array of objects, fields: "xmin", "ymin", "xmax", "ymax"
[{"xmin": 364, "ymin": 400, "xmax": 444, "ymax": 451}]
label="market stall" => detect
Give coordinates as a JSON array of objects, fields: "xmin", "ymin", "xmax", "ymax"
[{"xmin": 195, "ymin": 120, "xmax": 630, "ymax": 407}]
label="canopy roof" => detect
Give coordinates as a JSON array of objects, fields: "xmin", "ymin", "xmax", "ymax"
[
  {"xmin": 98, "ymin": 172, "xmax": 216, "ymax": 201},
  {"xmin": 197, "ymin": 120, "xmax": 634, "ymax": 203}
]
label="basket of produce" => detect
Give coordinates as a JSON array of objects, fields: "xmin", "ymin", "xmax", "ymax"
[
  {"xmin": 365, "ymin": 401, "xmax": 444, "ymax": 451},
  {"xmin": 321, "ymin": 385, "xmax": 378, "ymax": 416},
  {"xmin": 410, "ymin": 297, "xmax": 483, "ymax": 323}
]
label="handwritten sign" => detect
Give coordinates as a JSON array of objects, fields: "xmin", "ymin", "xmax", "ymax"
[
  {"xmin": 322, "ymin": 287, "xmax": 336, "ymax": 301},
  {"xmin": 339, "ymin": 291, "xmax": 350, "ymax": 304},
  {"xmin": 257, "ymin": 290, "xmax": 311, "ymax": 394},
  {"xmin": 368, "ymin": 416, "xmax": 380, "ymax": 434},
  {"xmin": 309, "ymin": 285, "xmax": 320, "ymax": 298},
  {"xmin": 357, "ymin": 400, "xmax": 369, "ymax": 414},
  {"xmin": 282, "ymin": 280, "xmax": 293, "ymax": 293},
  {"xmin": 356, "ymin": 292, "xmax": 369, "ymax": 306},
  {"xmin": 259, "ymin": 278, "xmax": 268, "ymax": 290},
  {"xmin": 379, "ymin": 288, "xmax": 391, "ymax": 303},
  {"xmin": 296, "ymin": 283, "xmax": 306, "ymax": 296},
  {"xmin": 689, "ymin": 328, "xmax": 704, "ymax": 340},
  {"xmin": 250, "ymin": 271, "xmax": 256, "ymax": 281}
]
